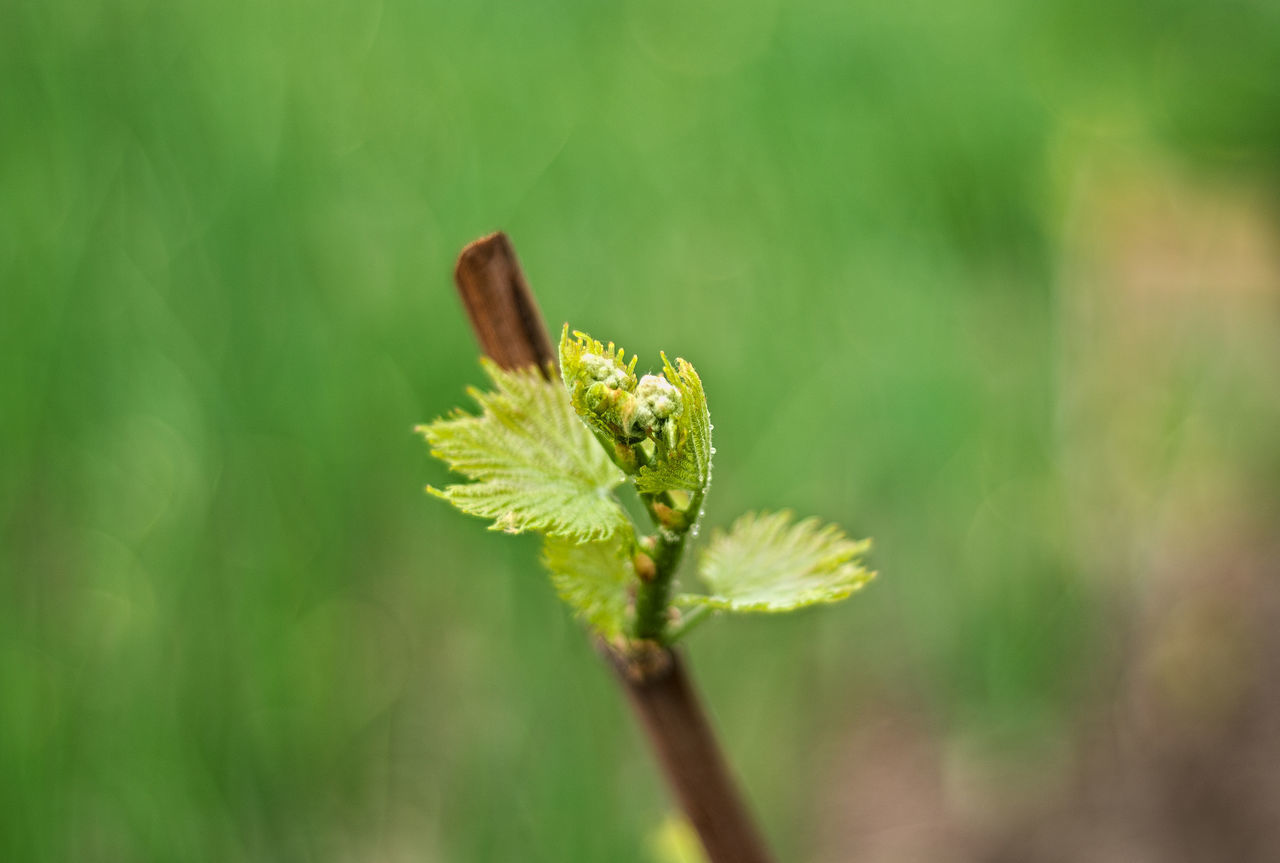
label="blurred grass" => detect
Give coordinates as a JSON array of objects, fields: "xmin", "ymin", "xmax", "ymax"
[{"xmin": 3, "ymin": 0, "xmax": 1278, "ymax": 860}]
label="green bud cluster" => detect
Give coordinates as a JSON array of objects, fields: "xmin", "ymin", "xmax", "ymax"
[
  {"xmin": 634, "ymin": 374, "xmax": 683, "ymax": 448},
  {"xmin": 581, "ymin": 352, "xmax": 635, "ymax": 392},
  {"xmin": 561, "ymin": 327, "xmax": 684, "ymax": 450}
]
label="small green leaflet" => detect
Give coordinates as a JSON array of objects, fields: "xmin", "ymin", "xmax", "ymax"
[
  {"xmin": 635, "ymin": 354, "xmax": 712, "ymax": 496},
  {"xmin": 542, "ymin": 534, "xmax": 633, "ymax": 637},
  {"xmin": 417, "ymin": 360, "xmax": 628, "ymax": 540},
  {"xmin": 679, "ymin": 510, "xmax": 874, "ymax": 612}
]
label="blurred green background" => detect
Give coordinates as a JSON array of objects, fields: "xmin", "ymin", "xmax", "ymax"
[{"xmin": 4, "ymin": 0, "xmax": 1279, "ymax": 860}]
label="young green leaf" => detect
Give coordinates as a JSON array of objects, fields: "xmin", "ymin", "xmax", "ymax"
[
  {"xmin": 634, "ymin": 354, "xmax": 712, "ymax": 497},
  {"xmin": 542, "ymin": 534, "xmax": 634, "ymax": 637},
  {"xmin": 418, "ymin": 360, "xmax": 628, "ymax": 540},
  {"xmin": 679, "ymin": 510, "xmax": 874, "ymax": 612}
]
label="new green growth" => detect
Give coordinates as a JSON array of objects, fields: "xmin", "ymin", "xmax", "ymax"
[{"xmin": 418, "ymin": 326, "xmax": 875, "ymax": 645}]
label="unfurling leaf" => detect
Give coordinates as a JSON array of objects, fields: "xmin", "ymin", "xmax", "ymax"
[
  {"xmin": 543, "ymin": 534, "xmax": 634, "ymax": 637},
  {"xmin": 635, "ymin": 354, "xmax": 712, "ymax": 497},
  {"xmin": 418, "ymin": 360, "xmax": 628, "ymax": 540},
  {"xmin": 679, "ymin": 510, "xmax": 874, "ymax": 612},
  {"xmin": 559, "ymin": 326, "xmax": 644, "ymax": 443}
]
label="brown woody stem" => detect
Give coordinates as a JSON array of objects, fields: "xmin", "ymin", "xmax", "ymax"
[
  {"xmin": 454, "ymin": 232, "xmax": 556, "ymax": 374},
  {"xmin": 450, "ymin": 232, "xmax": 776, "ymax": 863},
  {"xmin": 599, "ymin": 643, "xmax": 776, "ymax": 863}
]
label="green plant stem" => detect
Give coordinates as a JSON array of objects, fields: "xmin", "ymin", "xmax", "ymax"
[
  {"xmin": 630, "ymin": 442, "xmax": 709, "ymax": 643},
  {"xmin": 633, "ymin": 526, "xmax": 688, "ymax": 641}
]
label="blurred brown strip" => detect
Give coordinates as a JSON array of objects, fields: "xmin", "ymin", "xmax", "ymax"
[{"xmin": 453, "ymin": 232, "xmax": 557, "ymax": 373}]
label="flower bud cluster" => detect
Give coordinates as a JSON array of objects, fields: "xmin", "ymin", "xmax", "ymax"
[
  {"xmin": 581, "ymin": 353, "xmax": 633, "ymax": 391},
  {"xmin": 562, "ymin": 328, "xmax": 684, "ymax": 451},
  {"xmin": 633, "ymin": 374, "xmax": 683, "ymax": 448}
]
